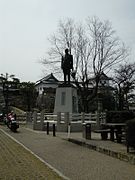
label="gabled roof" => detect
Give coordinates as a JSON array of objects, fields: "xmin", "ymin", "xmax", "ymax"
[
  {"xmin": 90, "ymin": 72, "xmax": 112, "ymax": 81},
  {"xmin": 100, "ymin": 72, "xmax": 112, "ymax": 80},
  {"xmin": 35, "ymin": 73, "xmax": 59, "ymax": 86}
]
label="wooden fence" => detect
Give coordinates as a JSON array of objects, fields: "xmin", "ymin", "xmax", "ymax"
[
  {"xmin": 32, "ymin": 111, "xmax": 106, "ymax": 132},
  {"xmin": 16, "ymin": 111, "xmax": 106, "ymax": 125}
]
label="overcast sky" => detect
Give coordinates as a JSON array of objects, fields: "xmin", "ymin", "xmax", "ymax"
[{"xmin": 0, "ymin": 0, "xmax": 135, "ymax": 82}]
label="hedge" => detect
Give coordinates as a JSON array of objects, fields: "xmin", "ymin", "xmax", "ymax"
[{"xmin": 106, "ymin": 111, "xmax": 135, "ymax": 123}]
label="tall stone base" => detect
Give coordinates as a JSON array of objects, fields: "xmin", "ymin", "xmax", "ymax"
[{"xmin": 54, "ymin": 85, "xmax": 78, "ymax": 114}]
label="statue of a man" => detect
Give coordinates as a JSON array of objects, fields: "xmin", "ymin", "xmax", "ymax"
[{"xmin": 61, "ymin": 49, "xmax": 73, "ymax": 84}]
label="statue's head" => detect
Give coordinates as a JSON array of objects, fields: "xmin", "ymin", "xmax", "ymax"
[{"xmin": 65, "ymin": 48, "xmax": 69, "ymax": 54}]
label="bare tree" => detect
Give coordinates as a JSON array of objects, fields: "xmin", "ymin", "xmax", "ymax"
[
  {"xmin": 41, "ymin": 18, "xmax": 75, "ymax": 74},
  {"xmin": 41, "ymin": 16, "xmax": 129, "ymax": 112},
  {"xmin": 86, "ymin": 17, "xmax": 128, "ymax": 87},
  {"xmin": 113, "ymin": 62, "xmax": 135, "ymax": 110}
]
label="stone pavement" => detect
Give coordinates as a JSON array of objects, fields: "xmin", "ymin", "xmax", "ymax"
[
  {"xmin": 1, "ymin": 124, "xmax": 135, "ymax": 180},
  {"xmin": 61, "ymin": 132, "xmax": 135, "ymax": 165},
  {"xmin": 0, "ymin": 127, "xmax": 63, "ymax": 180}
]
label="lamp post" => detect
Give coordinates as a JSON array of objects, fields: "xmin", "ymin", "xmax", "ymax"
[
  {"xmin": 97, "ymin": 87, "xmax": 103, "ymax": 112},
  {"xmin": 4, "ymin": 82, "xmax": 9, "ymax": 114}
]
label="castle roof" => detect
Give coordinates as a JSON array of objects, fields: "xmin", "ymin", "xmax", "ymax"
[{"xmin": 35, "ymin": 73, "xmax": 59, "ymax": 86}]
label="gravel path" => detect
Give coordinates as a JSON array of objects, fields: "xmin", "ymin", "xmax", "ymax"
[{"xmin": 1, "ymin": 126, "xmax": 135, "ymax": 180}]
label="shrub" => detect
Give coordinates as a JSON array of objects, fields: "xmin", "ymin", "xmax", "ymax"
[
  {"xmin": 126, "ymin": 119, "xmax": 135, "ymax": 151},
  {"xmin": 106, "ymin": 111, "xmax": 134, "ymax": 123}
]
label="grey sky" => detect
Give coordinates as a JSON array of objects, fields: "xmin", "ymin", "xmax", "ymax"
[{"xmin": 0, "ymin": 0, "xmax": 135, "ymax": 82}]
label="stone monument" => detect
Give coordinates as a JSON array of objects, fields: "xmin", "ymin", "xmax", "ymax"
[
  {"xmin": 54, "ymin": 49, "xmax": 78, "ymax": 114},
  {"xmin": 54, "ymin": 84, "xmax": 78, "ymax": 113}
]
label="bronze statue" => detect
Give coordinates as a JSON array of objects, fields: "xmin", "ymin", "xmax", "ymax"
[{"xmin": 61, "ymin": 49, "xmax": 73, "ymax": 84}]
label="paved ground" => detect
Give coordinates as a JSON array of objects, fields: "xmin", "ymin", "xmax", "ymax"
[
  {"xmin": 1, "ymin": 124, "xmax": 135, "ymax": 180},
  {"xmin": 0, "ymin": 127, "xmax": 63, "ymax": 180},
  {"xmin": 62, "ymin": 131, "xmax": 135, "ymax": 164}
]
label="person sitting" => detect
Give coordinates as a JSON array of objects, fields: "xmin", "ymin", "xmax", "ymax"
[{"xmin": 6, "ymin": 111, "xmax": 16, "ymax": 127}]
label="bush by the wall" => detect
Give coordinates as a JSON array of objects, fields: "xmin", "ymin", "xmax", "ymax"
[
  {"xmin": 106, "ymin": 111, "xmax": 135, "ymax": 123},
  {"xmin": 126, "ymin": 119, "xmax": 135, "ymax": 152}
]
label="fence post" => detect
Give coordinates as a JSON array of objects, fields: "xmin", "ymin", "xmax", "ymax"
[
  {"xmin": 26, "ymin": 112, "xmax": 29, "ymax": 123},
  {"xmin": 57, "ymin": 112, "xmax": 61, "ymax": 125},
  {"xmin": 33, "ymin": 111, "xmax": 37, "ymax": 130},
  {"xmin": 96, "ymin": 111, "xmax": 100, "ymax": 129},
  {"xmin": 81, "ymin": 112, "xmax": 85, "ymax": 123},
  {"xmin": 40, "ymin": 110, "xmax": 45, "ymax": 130},
  {"xmin": 56, "ymin": 112, "xmax": 61, "ymax": 131},
  {"xmin": 26, "ymin": 112, "xmax": 32, "ymax": 123},
  {"xmin": 65, "ymin": 112, "xmax": 69, "ymax": 132},
  {"xmin": 100, "ymin": 112, "xmax": 104, "ymax": 125}
]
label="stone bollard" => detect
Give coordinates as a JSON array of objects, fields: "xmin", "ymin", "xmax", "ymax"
[
  {"xmin": 46, "ymin": 122, "xmax": 49, "ymax": 135},
  {"xmin": 53, "ymin": 124, "xmax": 56, "ymax": 137},
  {"xmin": 85, "ymin": 123, "xmax": 91, "ymax": 140}
]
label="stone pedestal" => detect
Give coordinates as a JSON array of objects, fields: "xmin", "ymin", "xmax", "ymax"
[{"xmin": 54, "ymin": 85, "xmax": 78, "ymax": 114}]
